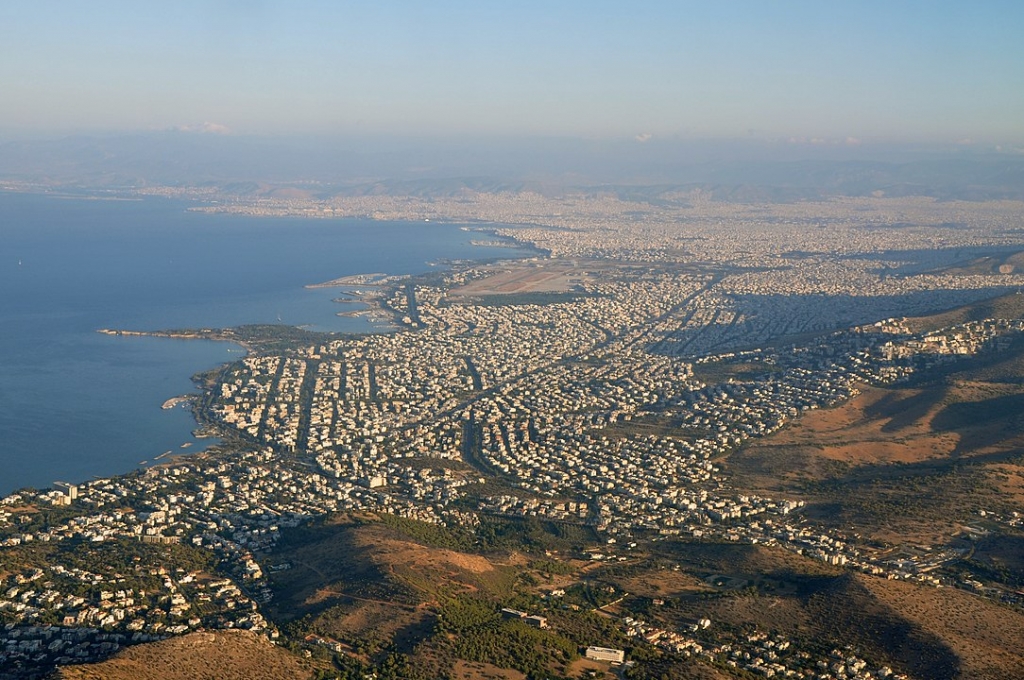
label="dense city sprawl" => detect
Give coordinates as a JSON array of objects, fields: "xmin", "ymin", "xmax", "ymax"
[{"xmin": 3, "ymin": 194, "xmax": 1024, "ymax": 678}]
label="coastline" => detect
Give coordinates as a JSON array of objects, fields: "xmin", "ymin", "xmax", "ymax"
[
  {"xmin": 86, "ymin": 328, "xmax": 240, "ymax": 485},
  {"xmin": 98, "ymin": 327, "xmax": 254, "ymax": 354},
  {"xmin": 304, "ymin": 272, "xmax": 407, "ymax": 288},
  {"xmin": 161, "ymin": 395, "xmax": 192, "ymax": 410},
  {"xmin": 1, "ymin": 194, "xmax": 536, "ymax": 495}
]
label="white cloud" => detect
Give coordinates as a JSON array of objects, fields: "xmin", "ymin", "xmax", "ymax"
[{"xmin": 175, "ymin": 122, "xmax": 232, "ymax": 134}]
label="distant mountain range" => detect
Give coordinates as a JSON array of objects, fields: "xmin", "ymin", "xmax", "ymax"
[{"xmin": 2, "ymin": 131, "xmax": 1023, "ymax": 202}]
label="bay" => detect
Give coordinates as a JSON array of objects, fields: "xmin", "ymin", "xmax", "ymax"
[{"xmin": 0, "ymin": 192, "xmax": 527, "ymax": 495}]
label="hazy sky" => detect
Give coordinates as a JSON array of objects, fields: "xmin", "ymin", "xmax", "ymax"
[{"xmin": 2, "ymin": 1, "xmax": 1022, "ymax": 143}]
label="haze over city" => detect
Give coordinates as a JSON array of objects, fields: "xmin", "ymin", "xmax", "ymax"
[{"xmin": 2, "ymin": 1, "xmax": 1022, "ymax": 145}]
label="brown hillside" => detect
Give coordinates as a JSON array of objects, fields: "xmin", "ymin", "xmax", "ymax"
[
  {"xmin": 729, "ymin": 316, "xmax": 1024, "ymax": 542},
  {"xmin": 660, "ymin": 566, "xmax": 1024, "ymax": 680},
  {"xmin": 904, "ymin": 289, "xmax": 1024, "ymax": 333},
  {"xmin": 858, "ymin": 573, "xmax": 1024, "ymax": 680},
  {"xmin": 265, "ymin": 516, "xmax": 510, "ymax": 623},
  {"xmin": 55, "ymin": 630, "xmax": 313, "ymax": 680}
]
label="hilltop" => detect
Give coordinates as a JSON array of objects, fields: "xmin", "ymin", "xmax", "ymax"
[{"xmin": 55, "ymin": 630, "xmax": 314, "ymax": 680}]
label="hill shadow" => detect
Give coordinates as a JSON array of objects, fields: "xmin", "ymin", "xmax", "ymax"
[{"xmin": 648, "ymin": 288, "xmax": 1020, "ymax": 358}]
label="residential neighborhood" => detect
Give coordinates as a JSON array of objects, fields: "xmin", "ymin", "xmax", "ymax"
[{"xmin": 3, "ymin": 194, "xmax": 1024, "ymax": 677}]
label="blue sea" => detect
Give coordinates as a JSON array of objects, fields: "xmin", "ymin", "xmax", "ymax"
[{"xmin": 0, "ymin": 192, "xmax": 527, "ymax": 495}]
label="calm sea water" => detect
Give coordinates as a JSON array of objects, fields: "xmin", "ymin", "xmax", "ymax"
[{"xmin": 0, "ymin": 192, "xmax": 526, "ymax": 495}]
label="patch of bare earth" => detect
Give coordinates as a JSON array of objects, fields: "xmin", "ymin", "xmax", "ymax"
[
  {"xmin": 609, "ymin": 567, "xmax": 709, "ymax": 598},
  {"xmin": 452, "ymin": 659, "xmax": 527, "ymax": 680},
  {"xmin": 747, "ymin": 384, "xmax": 963, "ymax": 469},
  {"xmin": 376, "ymin": 536, "xmax": 495, "ymax": 576}
]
